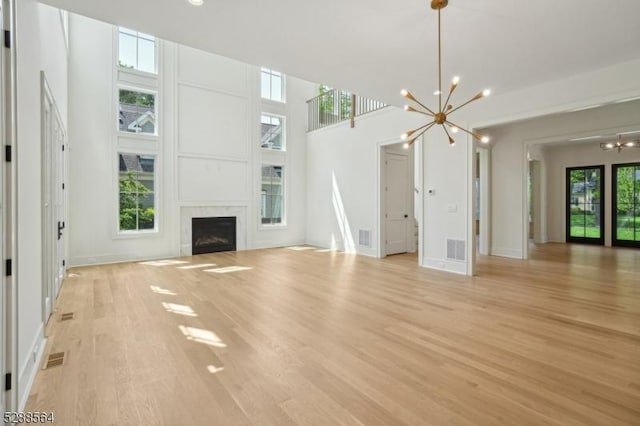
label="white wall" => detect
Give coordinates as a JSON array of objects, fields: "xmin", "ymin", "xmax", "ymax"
[
  {"xmin": 306, "ymin": 107, "xmax": 474, "ymax": 274},
  {"xmin": 485, "ymin": 100, "xmax": 640, "ymax": 257},
  {"xmin": 68, "ymin": 14, "xmax": 315, "ymax": 266},
  {"xmin": 15, "ymin": 0, "xmax": 68, "ymax": 408},
  {"xmin": 544, "ymin": 142, "xmax": 640, "ymax": 246}
]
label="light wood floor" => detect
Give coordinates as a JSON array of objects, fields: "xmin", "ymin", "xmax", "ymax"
[{"xmin": 25, "ymin": 243, "xmax": 640, "ymax": 425}]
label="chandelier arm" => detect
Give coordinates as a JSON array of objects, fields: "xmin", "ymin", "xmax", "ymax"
[
  {"xmin": 410, "ymin": 99, "xmax": 438, "ymax": 116},
  {"xmin": 448, "ymin": 92, "xmax": 484, "ymax": 115},
  {"xmin": 413, "ymin": 109, "xmax": 436, "ymax": 117},
  {"xmin": 445, "ymin": 120, "xmax": 481, "ymax": 140},
  {"xmin": 442, "ymin": 83, "xmax": 456, "ymax": 112},
  {"xmin": 442, "ymin": 124, "xmax": 455, "ymax": 145},
  {"xmin": 410, "ymin": 121, "xmax": 438, "ymax": 143}
]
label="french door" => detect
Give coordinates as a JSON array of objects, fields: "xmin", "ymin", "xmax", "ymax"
[
  {"xmin": 566, "ymin": 165, "xmax": 604, "ymax": 245},
  {"xmin": 612, "ymin": 163, "xmax": 640, "ymax": 248}
]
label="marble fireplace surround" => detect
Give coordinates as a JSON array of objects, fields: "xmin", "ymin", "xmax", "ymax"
[{"xmin": 180, "ymin": 206, "xmax": 248, "ymax": 256}]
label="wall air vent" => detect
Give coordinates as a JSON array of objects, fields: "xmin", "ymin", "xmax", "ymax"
[
  {"xmin": 358, "ymin": 229, "xmax": 372, "ymax": 248},
  {"xmin": 446, "ymin": 239, "xmax": 466, "ymax": 261}
]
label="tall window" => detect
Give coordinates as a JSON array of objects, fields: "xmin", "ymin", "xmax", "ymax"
[
  {"xmin": 613, "ymin": 163, "xmax": 640, "ymax": 247},
  {"xmin": 119, "ymin": 89, "xmax": 156, "ymax": 135},
  {"xmin": 119, "ymin": 153, "xmax": 156, "ymax": 231},
  {"xmin": 261, "ymin": 68, "xmax": 285, "ymax": 102},
  {"xmin": 260, "ymin": 114, "xmax": 285, "ymax": 150},
  {"xmin": 118, "ymin": 28, "xmax": 157, "ymax": 74},
  {"xmin": 261, "ymin": 165, "xmax": 284, "ymax": 225},
  {"xmin": 566, "ymin": 165, "xmax": 604, "ymax": 244}
]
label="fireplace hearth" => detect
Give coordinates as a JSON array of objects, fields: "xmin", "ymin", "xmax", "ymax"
[{"xmin": 192, "ymin": 217, "xmax": 236, "ymax": 255}]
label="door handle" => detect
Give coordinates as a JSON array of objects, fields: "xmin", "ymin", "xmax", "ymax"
[{"xmin": 404, "ymin": 214, "xmax": 408, "ymax": 218}]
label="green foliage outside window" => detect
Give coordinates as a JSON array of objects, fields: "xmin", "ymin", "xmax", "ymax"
[{"xmin": 119, "ymin": 170, "xmax": 155, "ymax": 231}]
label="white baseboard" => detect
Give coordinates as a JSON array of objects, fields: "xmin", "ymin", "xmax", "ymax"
[
  {"xmin": 69, "ymin": 251, "xmax": 177, "ymax": 267},
  {"xmin": 491, "ymin": 247, "xmax": 524, "ymax": 259},
  {"xmin": 19, "ymin": 323, "xmax": 46, "ymax": 411},
  {"xmin": 422, "ymin": 257, "xmax": 468, "ymax": 275}
]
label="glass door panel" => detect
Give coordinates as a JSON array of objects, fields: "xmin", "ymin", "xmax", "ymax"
[
  {"xmin": 613, "ymin": 163, "xmax": 640, "ymax": 247},
  {"xmin": 566, "ymin": 166, "xmax": 604, "ymax": 245}
]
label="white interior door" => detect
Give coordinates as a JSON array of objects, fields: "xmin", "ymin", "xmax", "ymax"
[{"xmin": 384, "ymin": 151, "xmax": 410, "ymax": 255}]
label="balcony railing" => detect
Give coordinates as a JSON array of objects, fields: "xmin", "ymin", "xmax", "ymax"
[{"xmin": 307, "ymin": 88, "xmax": 387, "ymax": 132}]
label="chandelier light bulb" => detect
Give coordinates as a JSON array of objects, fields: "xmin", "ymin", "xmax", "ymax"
[
  {"xmin": 606, "ymin": 143, "xmax": 614, "ymax": 148},
  {"xmin": 401, "ymin": 89, "xmax": 409, "ymax": 97},
  {"xmin": 482, "ymin": 89, "xmax": 491, "ymax": 97},
  {"xmin": 626, "ymin": 141, "xmax": 636, "ymax": 147},
  {"xmin": 403, "ymin": 142, "xmax": 410, "ymax": 149},
  {"xmin": 451, "ymin": 126, "xmax": 459, "ymax": 133},
  {"xmin": 434, "ymin": 90, "xmax": 442, "ymax": 96},
  {"xmin": 481, "ymin": 136, "xmax": 490, "ymax": 144},
  {"xmin": 401, "ymin": 133, "xmax": 409, "ymax": 140},
  {"xmin": 188, "ymin": 0, "xmax": 204, "ymax": 5},
  {"xmin": 452, "ymin": 76, "xmax": 460, "ymax": 85},
  {"xmin": 404, "ymin": 105, "xmax": 410, "ymax": 111}
]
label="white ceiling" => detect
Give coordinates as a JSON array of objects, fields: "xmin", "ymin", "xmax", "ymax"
[{"xmin": 40, "ymin": 0, "xmax": 640, "ymax": 106}]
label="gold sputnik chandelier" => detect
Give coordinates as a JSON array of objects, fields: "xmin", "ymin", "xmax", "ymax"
[
  {"xmin": 600, "ymin": 135, "xmax": 640, "ymax": 153},
  {"xmin": 401, "ymin": 0, "xmax": 490, "ymax": 146}
]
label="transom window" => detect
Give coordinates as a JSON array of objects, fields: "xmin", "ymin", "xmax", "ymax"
[
  {"xmin": 118, "ymin": 28, "xmax": 157, "ymax": 74},
  {"xmin": 260, "ymin": 114, "xmax": 285, "ymax": 151},
  {"xmin": 261, "ymin": 68, "xmax": 285, "ymax": 103},
  {"xmin": 119, "ymin": 153, "xmax": 156, "ymax": 232},
  {"xmin": 261, "ymin": 165, "xmax": 284, "ymax": 225},
  {"xmin": 119, "ymin": 89, "xmax": 156, "ymax": 135}
]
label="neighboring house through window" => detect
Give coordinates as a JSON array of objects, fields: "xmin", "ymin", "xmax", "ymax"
[
  {"xmin": 118, "ymin": 89, "xmax": 156, "ymax": 135},
  {"xmin": 261, "ymin": 114, "xmax": 284, "ymax": 150},
  {"xmin": 119, "ymin": 153, "xmax": 156, "ymax": 231}
]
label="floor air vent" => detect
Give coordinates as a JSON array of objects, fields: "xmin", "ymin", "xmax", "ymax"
[
  {"xmin": 60, "ymin": 312, "xmax": 74, "ymax": 321},
  {"xmin": 358, "ymin": 229, "xmax": 372, "ymax": 248},
  {"xmin": 44, "ymin": 352, "xmax": 65, "ymax": 369},
  {"xmin": 446, "ymin": 239, "xmax": 466, "ymax": 261}
]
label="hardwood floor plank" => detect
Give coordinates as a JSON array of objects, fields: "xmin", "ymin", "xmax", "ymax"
[{"xmin": 24, "ymin": 243, "xmax": 640, "ymax": 425}]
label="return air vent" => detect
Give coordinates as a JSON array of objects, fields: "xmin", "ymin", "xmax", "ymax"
[
  {"xmin": 446, "ymin": 239, "xmax": 466, "ymax": 261},
  {"xmin": 43, "ymin": 352, "xmax": 65, "ymax": 369},
  {"xmin": 358, "ymin": 229, "xmax": 372, "ymax": 248}
]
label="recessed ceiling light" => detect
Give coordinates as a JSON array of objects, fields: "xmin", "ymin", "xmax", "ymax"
[{"xmin": 188, "ymin": 0, "xmax": 204, "ymax": 5}]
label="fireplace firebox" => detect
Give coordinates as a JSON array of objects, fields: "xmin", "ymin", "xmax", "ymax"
[{"xmin": 192, "ymin": 217, "xmax": 236, "ymax": 254}]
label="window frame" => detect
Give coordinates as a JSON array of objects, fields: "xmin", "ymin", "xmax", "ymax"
[
  {"xmin": 565, "ymin": 165, "xmax": 605, "ymax": 245},
  {"xmin": 260, "ymin": 67, "xmax": 286, "ymax": 103},
  {"xmin": 260, "ymin": 113, "xmax": 286, "ymax": 152},
  {"xmin": 117, "ymin": 27, "xmax": 159, "ymax": 76},
  {"xmin": 612, "ymin": 162, "xmax": 640, "ymax": 248},
  {"xmin": 116, "ymin": 151, "xmax": 159, "ymax": 235},
  {"xmin": 259, "ymin": 163, "xmax": 286, "ymax": 228},
  {"xmin": 117, "ymin": 85, "xmax": 159, "ymax": 137}
]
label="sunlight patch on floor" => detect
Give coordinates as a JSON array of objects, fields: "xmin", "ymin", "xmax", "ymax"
[
  {"xmin": 203, "ymin": 266, "xmax": 252, "ymax": 274},
  {"xmin": 150, "ymin": 285, "xmax": 177, "ymax": 296},
  {"xmin": 177, "ymin": 263, "xmax": 216, "ymax": 270},
  {"xmin": 207, "ymin": 365, "xmax": 225, "ymax": 374},
  {"xmin": 162, "ymin": 302, "xmax": 197, "ymax": 317},
  {"xmin": 140, "ymin": 259, "xmax": 189, "ymax": 266},
  {"xmin": 179, "ymin": 326, "xmax": 227, "ymax": 347},
  {"xmin": 285, "ymin": 246, "xmax": 316, "ymax": 251}
]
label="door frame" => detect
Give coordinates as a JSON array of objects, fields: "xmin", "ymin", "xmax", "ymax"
[
  {"xmin": 565, "ymin": 165, "xmax": 605, "ymax": 245},
  {"xmin": 2, "ymin": 0, "xmax": 18, "ymax": 411},
  {"xmin": 611, "ymin": 162, "xmax": 640, "ymax": 248},
  {"xmin": 377, "ymin": 138, "xmax": 420, "ymax": 260}
]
